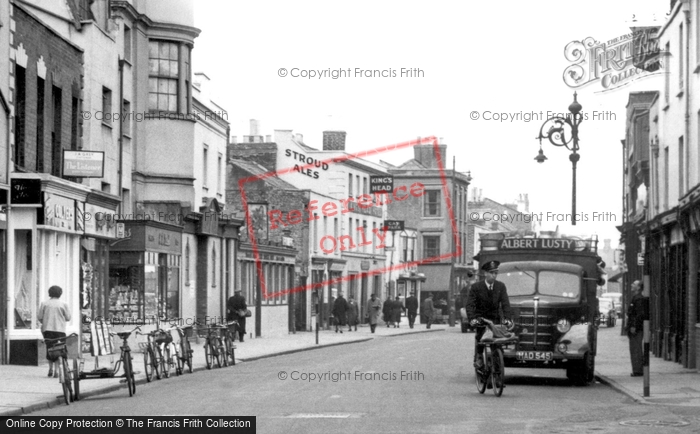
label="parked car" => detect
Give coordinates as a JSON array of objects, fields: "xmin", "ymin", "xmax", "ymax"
[
  {"xmin": 600, "ymin": 292, "xmax": 622, "ymax": 318},
  {"xmin": 597, "ymin": 298, "xmax": 617, "ymax": 327}
]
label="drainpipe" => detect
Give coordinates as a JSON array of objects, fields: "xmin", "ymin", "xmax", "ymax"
[
  {"xmin": 118, "ymin": 57, "xmax": 124, "ymax": 215},
  {"xmin": 4, "ymin": 95, "xmax": 11, "ymax": 364},
  {"xmin": 682, "ymin": 6, "xmax": 696, "ymax": 370}
]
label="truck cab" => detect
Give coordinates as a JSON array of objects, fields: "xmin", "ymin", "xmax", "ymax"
[{"xmin": 475, "ymin": 234, "xmax": 604, "ymax": 385}]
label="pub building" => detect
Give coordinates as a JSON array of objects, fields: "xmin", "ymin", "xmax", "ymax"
[{"xmin": 6, "ymin": 174, "xmax": 90, "ymax": 364}]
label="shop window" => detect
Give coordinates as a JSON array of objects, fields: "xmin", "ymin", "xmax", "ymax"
[{"xmin": 14, "ymin": 230, "xmax": 33, "ymax": 329}]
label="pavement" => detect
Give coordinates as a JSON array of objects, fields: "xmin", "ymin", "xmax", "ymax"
[{"xmin": 1, "ymin": 321, "xmax": 698, "ymax": 416}]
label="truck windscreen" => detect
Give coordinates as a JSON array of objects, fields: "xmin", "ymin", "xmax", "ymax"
[{"xmin": 499, "ymin": 267, "xmax": 581, "ymax": 299}]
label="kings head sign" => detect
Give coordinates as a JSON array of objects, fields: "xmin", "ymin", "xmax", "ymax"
[{"xmin": 370, "ymin": 176, "xmax": 393, "ymax": 193}]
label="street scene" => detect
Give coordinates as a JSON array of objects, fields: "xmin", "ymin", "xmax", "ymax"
[{"xmin": 0, "ymin": 0, "xmax": 700, "ymax": 433}]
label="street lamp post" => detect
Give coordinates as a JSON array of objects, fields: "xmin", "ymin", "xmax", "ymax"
[{"xmin": 535, "ymin": 92, "xmax": 583, "ymax": 225}]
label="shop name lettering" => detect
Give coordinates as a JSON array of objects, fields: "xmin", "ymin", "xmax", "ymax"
[
  {"xmin": 500, "ymin": 239, "xmax": 576, "ymax": 250},
  {"xmin": 147, "ymin": 233, "xmax": 173, "ymax": 246},
  {"xmin": 285, "ymin": 149, "xmax": 329, "ymax": 179},
  {"xmin": 267, "ymin": 182, "xmax": 426, "ymax": 254},
  {"xmin": 45, "ymin": 203, "xmax": 74, "ymax": 226}
]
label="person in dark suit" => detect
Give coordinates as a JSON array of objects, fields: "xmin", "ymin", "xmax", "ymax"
[
  {"xmin": 226, "ymin": 289, "xmax": 247, "ymax": 342},
  {"xmin": 627, "ymin": 280, "xmax": 648, "ymax": 377},
  {"xmin": 405, "ymin": 292, "xmax": 419, "ymax": 328},
  {"xmin": 466, "ymin": 261, "xmax": 513, "ymax": 369}
]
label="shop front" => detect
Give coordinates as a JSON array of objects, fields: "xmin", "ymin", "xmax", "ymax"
[
  {"xmin": 78, "ymin": 195, "xmax": 119, "ymax": 354},
  {"xmin": 6, "ymin": 175, "xmax": 89, "ymax": 365},
  {"xmin": 109, "ymin": 221, "xmax": 182, "ymax": 324}
]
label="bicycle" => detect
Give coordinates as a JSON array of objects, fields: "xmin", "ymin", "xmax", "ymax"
[
  {"xmin": 198, "ymin": 324, "xmax": 227, "ymax": 369},
  {"xmin": 221, "ymin": 321, "xmax": 238, "ymax": 366},
  {"xmin": 44, "ymin": 333, "xmax": 78, "ymax": 405},
  {"xmin": 137, "ymin": 329, "xmax": 170, "ymax": 381},
  {"xmin": 72, "ymin": 325, "xmax": 140, "ymax": 400},
  {"xmin": 473, "ymin": 318, "xmax": 518, "ymax": 397},
  {"xmin": 164, "ymin": 324, "xmax": 194, "ymax": 375}
]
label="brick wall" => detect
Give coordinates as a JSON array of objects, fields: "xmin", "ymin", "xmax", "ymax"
[
  {"xmin": 322, "ymin": 131, "xmax": 346, "ymax": 151},
  {"xmin": 12, "ymin": 4, "xmax": 83, "ymax": 174}
]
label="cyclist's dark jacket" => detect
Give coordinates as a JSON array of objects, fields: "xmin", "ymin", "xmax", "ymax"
[{"xmin": 465, "ymin": 280, "xmax": 512, "ymax": 323}]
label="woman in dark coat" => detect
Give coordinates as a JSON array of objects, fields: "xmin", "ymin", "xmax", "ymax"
[
  {"xmin": 332, "ymin": 292, "xmax": 348, "ymax": 333},
  {"xmin": 383, "ymin": 297, "xmax": 394, "ymax": 327},
  {"xmin": 391, "ymin": 296, "xmax": 404, "ymax": 328},
  {"xmin": 346, "ymin": 297, "xmax": 359, "ymax": 331}
]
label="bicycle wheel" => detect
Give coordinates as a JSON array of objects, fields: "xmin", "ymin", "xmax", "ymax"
[
  {"xmin": 174, "ymin": 343, "xmax": 183, "ymax": 376},
  {"xmin": 160, "ymin": 344, "xmax": 171, "ymax": 378},
  {"xmin": 474, "ymin": 350, "xmax": 487, "ymax": 394},
  {"xmin": 124, "ymin": 352, "xmax": 135, "ymax": 397},
  {"xmin": 61, "ymin": 358, "xmax": 73, "ymax": 404},
  {"xmin": 144, "ymin": 347, "xmax": 154, "ymax": 382},
  {"xmin": 153, "ymin": 345, "xmax": 164, "ymax": 379},
  {"xmin": 183, "ymin": 338, "xmax": 193, "ymax": 373},
  {"xmin": 205, "ymin": 339, "xmax": 213, "ymax": 369},
  {"xmin": 491, "ymin": 347, "xmax": 505, "ymax": 397},
  {"xmin": 225, "ymin": 335, "xmax": 235, "ymax": 366},
  {"xmin": 214, "ymin": 338, "xmax": 223, "ymax": 368},
  {"xmin": 218, "ymin": 338, "xmax": 228, "ymax": 368},
  {"xmin": 73, "ymin": 359, "xmax": 81, "ymax": 401}
]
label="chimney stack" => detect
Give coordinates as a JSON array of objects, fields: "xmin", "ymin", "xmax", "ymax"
[
  {"xmin": 413, "ymin": 143, "xmax": 447, "ymax": 169},
  {"xmin": 250, "ymin": 119, "xmax": 260, "ymax": 136},
  {"xmin": 323, "ymin": 131, "xmax": 346, "ymax": 151}
]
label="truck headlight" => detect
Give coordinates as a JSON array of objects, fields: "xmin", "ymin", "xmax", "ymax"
[{"xmin": 556, "ymin": 318, "xmax": 571, "ymax": 333}]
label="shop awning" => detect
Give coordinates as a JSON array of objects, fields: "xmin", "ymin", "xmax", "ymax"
[{"xmin": 418, "ymin": 265, "xmax": 452, "ymax": 292}]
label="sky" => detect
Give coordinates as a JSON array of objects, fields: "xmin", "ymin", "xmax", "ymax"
[{"xmin": 192, "ymin": 0, "xmax": 671, "ymax": 248}]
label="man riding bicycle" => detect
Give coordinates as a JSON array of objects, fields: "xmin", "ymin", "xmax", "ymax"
[{"xmin": 465, "ymin": 260, "xmax": 513, "ymax": 371}]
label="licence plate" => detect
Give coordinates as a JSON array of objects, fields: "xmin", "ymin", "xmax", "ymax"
[{"xmin": 516, "ymin": 351, "xmax": 553, "ymax": 361}]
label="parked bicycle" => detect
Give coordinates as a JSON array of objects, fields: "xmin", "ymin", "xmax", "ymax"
[
  {"xmin": 137, "ymin": 328, "xmax": 171, "ymax": 381},
  {"xmin": 72, "ymin": 324, "xmax": 140, "ymax": 400},
  {"xmin": 44, "ymin": 333, "xmax": 78, "ymax": 405},
  {"xmin": 164, "ymin": 324, "xmax": 194, "ymax": 375},
  {"xmin": 198, "ymin": 324, "xmax": 227, "ymax": 369},
  {"xmin": 473, "ymin": 318, "xmax": 518, "ymax": 397},
  {"xmin": 221, "ymin": 321, "xmax": 238, "ymax": 366}
]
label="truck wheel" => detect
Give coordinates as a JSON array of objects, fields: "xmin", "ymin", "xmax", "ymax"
[{"xmin": 567, "ymin": 352, "xmax": 594, "ymax": 386}]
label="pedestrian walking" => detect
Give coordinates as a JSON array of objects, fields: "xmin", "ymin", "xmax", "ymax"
[
  {"xmin": 332, "ymin": 291, "xmax": 348, "ymax": 333},
  {"xmin": 383, "ymin": 296, "xmax": 394, "ymax": 328},
  {"xmin": 227, "ymin": 289, "xmax": 248, "ymax": 342},
  {"xmin": 627, "ymin": 280, "xmax": 648, "ymax": 377},
  {"xmin": 38, "ymin": 285, "xmax": 72, "ymax": 378},
  {"xmin": 347, "ymin": 297, "xmax": 359, "ymax": 331},
  {"xmin": 366, "ymin": 293, "xmax": 382, "ymax": 333},
  {"xmin": 392, "ymin": 296, "xmax": 404, "ymax": 328},
  {"xmin": 422, "ymin": 293, "xmax": 435, "ymax": 329},
  {"xmin": 405, "ymin": 292, "xmax": 418, "ymax": 328}
]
